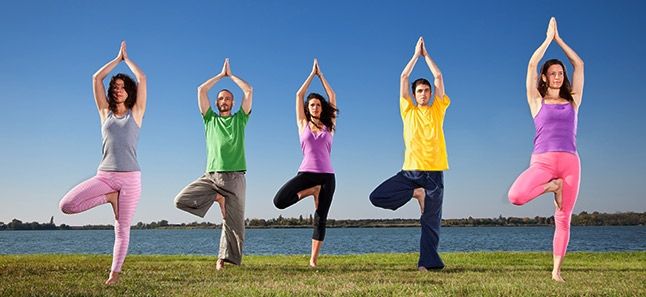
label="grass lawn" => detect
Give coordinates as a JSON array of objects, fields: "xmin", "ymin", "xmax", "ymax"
[{"xmin": 1, "ymin": 252, "xmax": 644, "ymax": 296}]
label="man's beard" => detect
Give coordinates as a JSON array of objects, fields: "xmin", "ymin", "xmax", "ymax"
[{"xmin": 217, "ymin": 105, "xmax": 231, "ymax": 113}]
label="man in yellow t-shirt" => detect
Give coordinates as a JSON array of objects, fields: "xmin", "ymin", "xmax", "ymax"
[{"xmin": 370, "ymin": 37, "xmax": 449, "ymax": 271}]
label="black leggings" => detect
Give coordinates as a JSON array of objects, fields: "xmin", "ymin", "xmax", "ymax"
[{"xmin": 273, "ymin": 172, "xmax": 336, "ymax": 241}]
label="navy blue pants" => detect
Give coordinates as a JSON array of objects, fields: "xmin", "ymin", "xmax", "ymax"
[{"xmin": 369, "ymin": 170, "xmax": 444, "ymax": 269}]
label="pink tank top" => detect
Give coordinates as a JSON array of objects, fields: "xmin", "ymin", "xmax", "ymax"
[
  {"xmin": 532, "ymin": 100, "xmax": 577, "ymax": 154},
  {"xmin": 298, "ymin": 123, "xmax": 334, "ymax": 173}
]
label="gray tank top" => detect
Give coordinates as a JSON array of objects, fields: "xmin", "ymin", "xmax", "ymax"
[{"xmin": 98, "ymin": 110, "xmax": 140, "ymax": 171}]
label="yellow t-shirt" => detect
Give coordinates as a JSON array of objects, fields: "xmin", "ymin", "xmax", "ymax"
[{"xmin": 400, "ymin": 95, "xmax": 450, "ymax": 171}]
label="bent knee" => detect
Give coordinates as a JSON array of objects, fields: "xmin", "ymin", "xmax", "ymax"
[
  {"xmin": 507, "ymin": 190, "xmax": 524, "ymax": 206},
  {"xmin": 59, "ymin": 201, "xmax": 75, "ymax": 214}
]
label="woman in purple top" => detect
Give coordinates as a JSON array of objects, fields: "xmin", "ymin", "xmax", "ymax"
[
  {"xmin": 273, "ymin": 59, "xmax": 338, "ymax": 267},
  {"xmin": 508, "ymin": 18, "xmax": 584, "ymax": 282}
]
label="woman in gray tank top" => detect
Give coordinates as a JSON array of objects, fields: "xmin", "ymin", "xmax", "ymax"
[{"xmin": 58, "ymin": 41, "xmax": 147, "ymax": 285}]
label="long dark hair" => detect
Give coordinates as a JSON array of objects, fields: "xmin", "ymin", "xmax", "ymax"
[
  {"xmin": 304, "ymin": 93, "xmax": 338, "ymax": 132},
  {"xmin": 107, "ymin": 73, "xmax": 138, "ymax": 113},
  {"xmin": 538, "ymin": 59, "xmax": 573, "ymax": 102}
]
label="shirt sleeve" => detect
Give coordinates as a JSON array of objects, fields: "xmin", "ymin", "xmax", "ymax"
[
  {"xmin": 400, "ymin": 97, "xmax": 414, "ymax": 118},
  {"xmin": 203, "ymin": 107, "xmax": 215, "ymax": 123},
  {"xmin": 431, "ymin": 94, "xmax": 451, "ymax": 113},
  {"xmin": 235, "ymin": 109, "xmax": 250, "ymax": 126}
]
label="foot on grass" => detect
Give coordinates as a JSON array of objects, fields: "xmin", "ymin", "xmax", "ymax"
[
  {"xmin": 104, "ymin": 271, "xmax": 120, "ymax": 285},
  {"xmin": 552, "ymin": 271, "xmax": 565, "ymax": 282},
  {"xmin": 216, "ymin": 258, "xmax": 225, "ymax": 271}
]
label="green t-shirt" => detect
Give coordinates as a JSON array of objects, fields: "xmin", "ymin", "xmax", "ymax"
[{"xmin": 203, "ymin": 107, "xmax": 250, "ymax": 172}]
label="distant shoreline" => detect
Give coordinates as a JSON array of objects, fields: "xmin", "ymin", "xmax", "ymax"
[{"xmin": 2, "ymin": 211, "xmax": 644, "ymax": 230}]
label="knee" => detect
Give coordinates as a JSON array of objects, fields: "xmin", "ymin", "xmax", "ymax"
[
  {"xmin": 174, "ymin": 195, "xmax": 187, "ymax": 209},
  {"xmin": 59, "ymin": 200, "xmax": 74, "ymax": 214},
  {"xmin": 272, "ymin": 195, "xmax": 289, "ymax": 209},
  {"xmin": 368, "ymin": 191, "xmax": 381, "ymax": 206},
  {"xmin": 507, "ymin": 189, "xmax": 524, "ymax": 206}
]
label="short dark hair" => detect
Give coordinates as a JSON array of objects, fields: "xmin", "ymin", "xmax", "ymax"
[
  {"xmin": 217, "ymin": 89, "xmax": 234, "ymax": 100},
  {"xmin": 411, "ymin": 78, "xmax": 432, "ymax": 94},
  {"xmin": 107, "ymin": 73, "xmax": 137, "ymax": 113}
]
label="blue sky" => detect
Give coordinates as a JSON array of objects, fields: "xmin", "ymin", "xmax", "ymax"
[{"xmin": 1, "ymin": 0, "xmax": 645, "ymax": 225}]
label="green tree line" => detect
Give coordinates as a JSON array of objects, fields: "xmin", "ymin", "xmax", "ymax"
[{"xmin": 1, "ymin": 211, "xmax": 645, "ymax": 230}]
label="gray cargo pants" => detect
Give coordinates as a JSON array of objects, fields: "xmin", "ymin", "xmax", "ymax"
[{"xmin": 174, "ymin": 172, "xmax": 246, "ymax": 265}]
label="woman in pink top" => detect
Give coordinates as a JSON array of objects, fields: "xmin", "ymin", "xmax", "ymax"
[
  {"xmin": 273, "ymin": 59, "xmax": 338, "ymax": 267},
  {"xmin": 508, "ymin": 17, "xmax": 584, "ymax": 282}
]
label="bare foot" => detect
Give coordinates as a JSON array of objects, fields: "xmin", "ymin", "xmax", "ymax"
[
  {"xmin": 418, "ymin": 266, "xmax": 428, "ymax": 272},
  {"xmin": 215, "ymin": 194, "xmax": 226, "ymax": 219},
  {"xmin": 106, "ymin": 192, "xmax": 120, "ymax": 220},
  {"xmin": 547, "ymin": 179, "xmax": 563, "ymax": 210},
  {"xmin": 104, "ymin": 271, "xmax": 120, "ymax": 285},
  {"xmin": 216, "ymin": 258, "xmax": 225, "ymax": 271},
  {"xmin": 412, "ymin": 187, "xmax": 426, "ymax": 214},
  {"xmin": 298, "ymin": 185, "xmax": 322, "ymax": 209},
  {"xmin": 309, "ymin": 259, "xmax": 317, "ymax": 268},
  {"xmin": 552, "ymin": 271, "xmax": 565, "ymax": 282}
]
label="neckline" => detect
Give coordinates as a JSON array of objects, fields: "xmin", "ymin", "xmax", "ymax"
[
  {"xmin": 306, "ymin": 123, "xmax": 326, "ymax": 138},
  {"xmin": 542, "ymin": 99, "xmax": 571, "ymax": 106}
]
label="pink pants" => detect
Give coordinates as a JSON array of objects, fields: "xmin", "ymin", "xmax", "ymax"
[
  {"xmin": 59, "ymin": 171, "xmax": 141, "ymax": 272},
  {"xmin": 508, "ymin": 152, "xmax": 580, "ymax": 257}
]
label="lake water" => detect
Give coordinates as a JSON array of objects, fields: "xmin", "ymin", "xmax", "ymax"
[{"xmin": 0, "ymin": 226, "xmax": 644, "ymax": 255}]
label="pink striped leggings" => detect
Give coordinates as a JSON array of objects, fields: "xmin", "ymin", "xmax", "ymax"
[
  {"xmin": 508, "ymin": 152, "xmax": 580, "ymax": 256},
  {"xmin": 59, "ymin": 171, "xmax": 141, "ymax": 272}
]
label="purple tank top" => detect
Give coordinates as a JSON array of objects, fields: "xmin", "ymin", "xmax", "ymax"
[
  {"xmin": 532, "ymin": 100, "xmax": 577, "ymax": 154},
  {"xmin": 298, "ymin": 124, "xmax": 334, "ymax": 173}
]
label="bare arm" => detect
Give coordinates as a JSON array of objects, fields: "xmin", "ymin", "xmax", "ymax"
[
  {"xmin": 197, "ymin": 59, "xmax": 228, "ymax": 116},
  {"xmin": 92, "ymin": 43, "xmax": 123, "ymax": 123},
  {"xmin": 420, "ymin": 38, "xmax": 445, "ymax": 98},
  {"xmin": 553, "ymin": 19, "xmax": 584, "ymax": 108},
  {"xmin": 400, "ymin": 37, "xmax": 423, "ymax": 103},
  {"xmin": 527, "ymin": 18, "xmax": 556, "ymax": 116},
  {"xmin": 227, "ymin": 60, "xmax": 253, "ymax": 115},
  {"xmin": 121, "ymin": 42, "xmax": 147, "ymax": 127},
  {"xmin": 315, "ymin": 59, "xmax": 337, "ymax": 124},
  {"xmin": 296, "ymin": 60, "xmax": 317, "ymax": 130}
]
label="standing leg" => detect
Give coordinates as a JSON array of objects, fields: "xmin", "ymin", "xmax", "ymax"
[
  {"xmin": 106, "ymin": 171, "xmax": 141, "ymax": 285},
  {"xmin": 552, "ymin": 153, "xmax": 581, "ymax": 282},
  {"xmin": 216, "ymin": 173, "xmax": 246, "ymax": 267},
  {"xmin": 418, "ymin": 171, "xmax": 444, "ymax": 270},
  {"xmin": 310, "ymin": 174, "xmax": 335, "ymax": 267}
]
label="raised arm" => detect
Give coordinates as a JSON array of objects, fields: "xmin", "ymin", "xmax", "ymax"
[
  {"xmin": 197, "ymin": 59, "xmax": 228, "ymax": 116},
  {"xmin": 92, "ymin": 43, "xmax": 123, "ymax": 123},
  {"xmin": 420, "ymin": 38, "xmax": 445, "ymax": 98},
  {"xmin": 121, "ymin": 42, "xmax": 147, "ymax": 126},
  {"xmin": 296, "ymin": 60, "xmax": 317, "ymax": 130},
  {"xmin": 527, "ymin": 18, "xmax": 556, "ymax": 116},
  {"xmin": 553, "ymin": 19, "xmax": 584, "ymax": 108},
  {"xmin": 315, "ymin": 59, "xmax": 336, "ymax": 111},
  {"xmin": 227, "ymin": 60, "xmax": 253, "ymax": 115},
  {"xmin": 400, "ymin": 37, "xmax": 423, "ymax": 102}
]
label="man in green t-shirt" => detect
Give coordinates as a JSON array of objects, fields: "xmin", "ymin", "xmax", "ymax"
[{"xmin": 174, "ymin": 58, "xmax": 252, "ymax": 270}]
